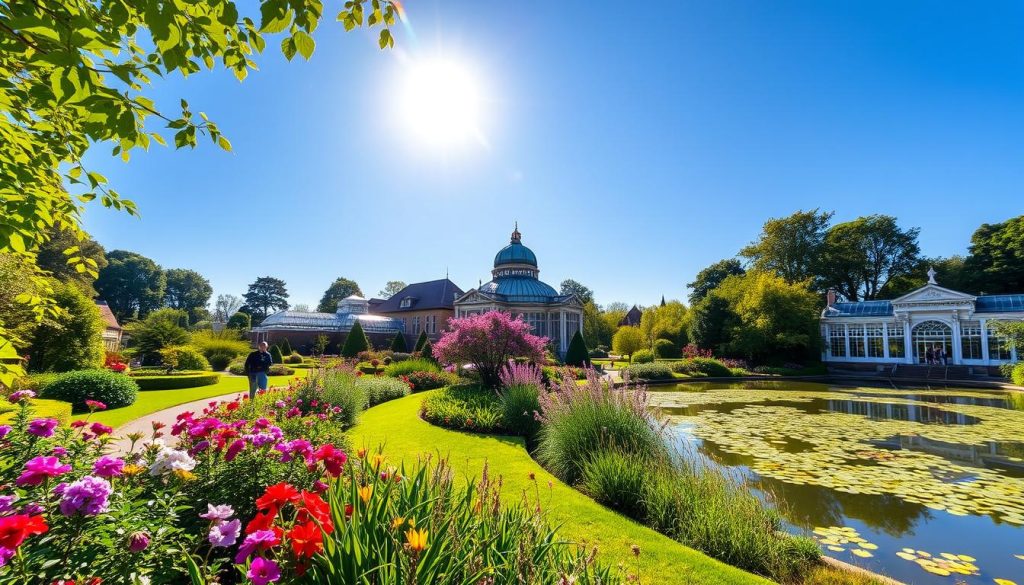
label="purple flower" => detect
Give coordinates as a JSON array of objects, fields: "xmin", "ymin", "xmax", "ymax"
[
  {"xmin": 234, "ymin": 529, "xmax": 278, "ymax": 563},
  {"xmin": 0, "ymin": 494, "xmax": 18, "ymax": 514},
  {"xmin": 51, "ymin": 446, "xmax": 67, "ymax": 457},
  {"xmin": 199, "ymin": 503, "xmax": 235, "ymax": 522},
  {"xmin": 225, "ymin": 439, "xmax": 245, "ymax": 462},
  {"xmin": 0, "ymin": 546, "xmax": 13, "ymax": 567},
  {"xmin": 92, "ymin": 456, "xmax": 125, "ymax": 478},
  {"xmin": 21, "ymin": 502, "xmax": 44, "ymax": 516},
  {"xmin": 55, "ymin": 475, "xmax": 112, "ymax": 516},
  {"xmin": 128, "ymin": 531, "xmax": 150, "ymax": 552},
  {"xmin": 16, "ymin": 456, "xmax": 71, "ymax": 486},
  {"xmin": 8, "ymin": 390, "xmax": 35, "ymax": 403},
  {"xmin": 247, "ymin": 556, "xmax": 281, "ymax": 585},
  {"xmin": 189, "ymin": 439, "xmax": 211, "ymax": 455},
  {"xmin": 26, "ymin": 418, "xmax": 58, "ymax": 438},
  {"xmin": 208, "ymin": 518, "xmax": 241, "ymax": 548},
  {"xmin": 0, "ymin": 425, "xmax": 10, "ymax": 439}
]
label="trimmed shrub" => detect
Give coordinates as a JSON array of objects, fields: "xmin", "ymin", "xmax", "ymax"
[
  {"xmin": 341, "ymin": 321, "xmax": 370, "ymax": 358},
  {"xmin": 390, "ymin": 333, "xmax": 408, "ymax": 353},
  {"xmin": 42, "ymin": 369, "xmax": 139, "ymax": 412},
  {"xmin": 207, "ymin": 353, "xmax": 233, "ymax": 372},
  {"xmin": 268, "ymin": 364, "xmax": 294, "ymax": 376},
  {"xmin": 383, "ymin": 357, "xmax": 440, "ymax": 378},
  {"xmin": 420, "ymin": 340, "xmax": 433, "ymax": 361},
  {"xmin": 405, "ymin": 370, "xmax": 457, "ymax": 392},
  {"xmin": 390, "ymin": 352, "xmax": 412, "ymax": 362},
  {"xmin": 356, "ymin": 376, "xmax": 411, "ymax": 407},
  {"xmin": 623, "ymin": 362, "xmax": 674, "ymax": 381},
  {"xmin": 133, "ymin": 373, "xmax": 220, "ymax": 390},
  {"xmin": 631, "ymin": 349, "xmax": 655, "ymax": 364},
  {"xmin": 227, "ymin": 359, "xmax": 245, "ymax": 376},
  {"xmin": 12, "ymin": 373, "xmax": 60, "ymax": 394},
  {"xmin": 159, "ymin": 345, "xmax": 210, "ymax": 371},
  {"xmin": 420, "ymin": 384, "xmax": 504, "ymax": 433},
  {"xmin": 413, "ymin": 330, "xmax": 429, "ymax": 352},
  {"xmin": 270, "ymin": 344, "xmax": 284, "ymax": 364},
  {"xmin": 564, "ymin": 330, "xmax": 590, "ymax": 367},
  {"xmin": 285, "ymin": 352, "xmax": 304, "ymax": 364},
  {"xmin": 581, "ymin": 449, "xmax": 648, "ymax": 519},
  {"xmin": 278, "ymin": 337, "xmax": 292, "ymax": 356},
  {"xmin": 588, "ymin": 348, "xmax": 609, "ymax": 359},
  {"xmin": 653, "ymin": 338, "xmax": 678, "ymax": 359},
  {"xmin": 671, "ymin": 357, "xmax": 732, "ymax": 378}
]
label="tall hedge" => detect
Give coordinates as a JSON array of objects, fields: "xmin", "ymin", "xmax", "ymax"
[
  {"xmin": 270, "ymin": 344, "xmax": 284, "ymax": 364},
  {"xmin": 564, "ymin": 330, "xmax": 590, "ymax": 367},
  {"xmin": 390, "ymin": 333, "xmax": 408, "ymax": 353},
  {"xmin": 28, "ymin": 282, "xmax": 106, "ymax": 373},
  {"xmin": 414, "ymin": 330, "xmax": 429, "ymax": 352},
  {"xmin": 279, "ymin": 337, "xmax": 292, "ymax": 356},
  {"xmin": 341, "ymin": 320, "xmax": 370, "ymax": 358}
]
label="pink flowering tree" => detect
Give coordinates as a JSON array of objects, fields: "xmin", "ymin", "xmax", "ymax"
[{"xmin": 433, "ymin": 311, "xmax": 548, "ymax": 389}]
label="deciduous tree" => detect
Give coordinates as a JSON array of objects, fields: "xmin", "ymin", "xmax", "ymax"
[
  {"xmin": 434, "ymin": 312, "xmax": 547, "ymax": 389},
  {"xmin": 317, "ymin": 277, "xmax": 363, "ymax": 313},
  {"xmin": 611, "ymin": 326, "xmax": 646, "ymax": 361},
  {"xmin": 95, "ymin": 250, "xmax": 166, "ymax": 322},
  {"xmin": 740, "ymin": 209, "xmax": 833, "ymax": 284},
  {"xmin": 213, "ymin": 294, "xmax": 244, "ymax": 323},
  {"xmin": 819, "ymin": 215, "xmax": 920, "ymax": 301},
  {"xmin": 559, "ymin": 279, "xmax": 594, "ymax": 305},
  {"xmin": 964, "ymin": 215, "xmax": 1024, "ymax": 294},
  {"xmin": 34, "ymin": 228, "xmax": 108, "ymax": 295},
  {"xmin": 163, "ymin": 268, "xmax": 213, "ymax": 324},
  {"xmin": 378, "ymin": 281, "xmax": 407, "ymax": 299},
  {"xmin": 688, "ymin": 259, "xmax": 745, "ymax": 304},
  {"xmin": 27, "ymin": 282, "xmax": 106, "ymax": 372},
  {"xmin": 714, "ymin": 272, "xmax": 820, "ymax": 361}
]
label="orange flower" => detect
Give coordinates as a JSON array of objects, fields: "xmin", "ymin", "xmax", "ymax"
[
  {"xmin": 405, "ymin": 527, "xmax": 428, "ymax": 552},
  {"xmin": 357, "ymin": 447, "xmax": 367, "ymax": 459},
  {"xmin": 287, "ymin": 521, "xmax": 324, "ymax": 558},
  {"xmin": 371, "ymin": 454, "xmax": 385, "ymax": 468},
  {"xmin": 358, "ymin": 485, "xmax": 373, "ymax": 504},
  {"xmin": 391, "ymin": 516, "xmax": 406, "ymax": 529},
  {"xmin": 122, "ymin": 464, "xmax": 145, "ymax": 476}
]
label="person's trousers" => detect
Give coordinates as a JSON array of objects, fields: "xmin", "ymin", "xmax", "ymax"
[{"xmin": 248, "ymin": 372, "xmax": 269, "ymax": 399}]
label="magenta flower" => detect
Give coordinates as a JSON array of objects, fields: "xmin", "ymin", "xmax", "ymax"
[
  {"xmin": 190, "ymin": 440, "xmax": 211, "ymax": 455},
  {"xmin": 128, "ymin": 531, "xmax": 150, "ymax": 552},
  {"xmin": 0, "ymin": 546, "xmax": 13, "ymax": 567},
  {"xmin": 234, "ymin": 529, "xmax": 279, "ymax": 563},
  {"xmin": 225, "ymin": 439, "xmax": 245, "ymax": 462},
  {"xmin": 199, "ymin": 503, "xmax": 235, "ymax": 522},
  {"xmin": 85, "ymin": 399, "xmax": 107, "ymax": 411},
  {"xmin": 51, "ymin": 446, "xmax": 67, "ymax": 457},
  {"xmin": 0, "ymin": 495, "xmax": 18, "ymax": 514},
  {"xmin": 0, "ymin": 425, "xmax": 10, "ymax": 439},
  {"xmin": 26, "ymin": 418, "xmax": 59, "ymax": 438},
  {"xmin": 89, "ymin": 422, "xmax": 113, "ymax": 436},
  {"xmin": 16, "ymin": 456, "xmax": 71, "ymax": 486},
  {"xmin": 92, "ymin": 456, "xmax": 125, "ymax": 478},
  {"xmin": 54, "ymin": 475, "xmax": 112, "ymax": 516},
  {"xmin": 8, "ymin": 390, "xmax": 35, "ymax": 403},
  {"xmin": 208, "ymin": 518, "xmax": 241, "ymax": 548},
  {"xmin": 247, "ymin": 556, "xmax": 281, "ymax": 585}
]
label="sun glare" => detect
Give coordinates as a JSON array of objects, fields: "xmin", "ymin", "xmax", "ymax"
[{"xmin": 399, "ymin": 58, "xmax": 483, "ymax": 148}]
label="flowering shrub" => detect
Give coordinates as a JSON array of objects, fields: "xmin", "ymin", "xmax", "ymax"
[
  {"xmin": 104, "ymin": 352, "xmax": 128, "ymax": 373},
  {"xmin": 681, "ymin": 344, "xmax": 713, "ymax": 359},
  {"xmin": 433, "ymin": 311, "xmax": 548, "ymax": 389},
  {"xmin": 419, "ymin": 385, "xmax": 504, "ymax": 433},
  {"xmin": 401, "ymin": 370, "xmax": 456, "ymax": 392}
]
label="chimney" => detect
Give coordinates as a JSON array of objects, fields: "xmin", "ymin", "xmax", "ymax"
[{"xmin": 826, "ymin": 289, "xmax": 837, "ymax": 307}]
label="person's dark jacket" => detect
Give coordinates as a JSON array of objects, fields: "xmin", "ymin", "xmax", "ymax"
[{"xmin": 244, "ymin": 350, "xmax": 273, "ymax": 375}]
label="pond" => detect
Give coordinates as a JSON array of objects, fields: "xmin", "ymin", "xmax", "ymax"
[{"xmin": 650, "ymin": 381, "xmax": 1024, "ymax": 585}]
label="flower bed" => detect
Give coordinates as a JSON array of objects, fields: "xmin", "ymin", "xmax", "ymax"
[
  {"xmin": 419, "ymin": 384, "xmax": 505, "ymax": 433},
  {"xmin": 132, "ymin": 373, "xmax": 222, "ymax": 390}
]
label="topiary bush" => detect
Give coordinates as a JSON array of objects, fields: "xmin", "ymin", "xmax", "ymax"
[
  {"xmin": 159, "ymin": 345, "xmax": 211, "ymax": 371},
  {"xmin": 390, "ymin": 333, "xmax": 408, "ymax": 353},
  {"xmin": 278, "ymin": 337, "xmax": 293, "ymax": 356},
  {"xmin": 268, "ymin": 364, "xmax": 294, "ymax": 376},
  {"xmin": 671, "ymin": 357, "xmax": 732, "ymax": 378},
  {"xmin": 653, "ymin": 338, "xmax": 678, "ymax": 359},
  {"xmin": 390, "ymin": 352, "xmax": 412, "ymax": 362},
  {"xmin": 207, "ymin": 352, "xmax": 233, "ymax": 372},
  {"xmin": 420, "ymin": 340, "xmax": 433, "ymax": 361},
  {"xmin": 563, "ymin": 330, "xmax": 590, "ymax": 367},
  {"xmin": 413, "ymin": 330, "xmax": 429, "ymax": 352},
  {"xmin": 631, "ymin": 349, "xmax": 655, "ymax": 364},
  {"xmin": 269, "ymin": 344, "xmax": 284, "ymax": 364},
  {"xmin": 133, "ymin": 373, "xmax": 220, "ymax": 390},
  {"xmin": 285, "ymin": 352, "xmax": 304, "ymax": 364},
  {"xmin": 341, "ymin": 321, "xmax": 370, "ymax": 358},
  {"xmin": 42, "ymin": 369, "xmax": 139, "ymax": 412},
  {"xmin": 623, "ymin": 362, "xmax": 674, "ymax": 381}
]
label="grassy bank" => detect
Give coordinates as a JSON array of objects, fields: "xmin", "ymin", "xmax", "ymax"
[{"xmin": 350, "ymin": 391, "xmax": 770, "ymax": 585}]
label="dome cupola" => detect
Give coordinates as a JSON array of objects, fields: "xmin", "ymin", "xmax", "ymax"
[{"xmin": 493, "ymin": 223, "xmax": 538, "ymax": 269}]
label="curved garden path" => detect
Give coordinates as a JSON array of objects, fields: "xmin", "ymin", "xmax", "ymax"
[{"xmin": 350, "ymin": 391, "xmax": 770, "ymax": 585}]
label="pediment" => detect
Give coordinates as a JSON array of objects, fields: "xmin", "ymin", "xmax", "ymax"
[
  {"xmin": 892, "ymin": 284, "xmax": 975, "ymax": 305},
  {"xmin": 454, "ymin": 290, "xmax": 493, "ymax": 305}
]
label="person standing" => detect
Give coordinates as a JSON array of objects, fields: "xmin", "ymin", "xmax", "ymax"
[
  {"xmin": 925, "ymin": 346, "xmax": 933, "ymax": 365},
  {"xmin": 244, "ymin": 341, "xmax": 273, "ymax": 399}
]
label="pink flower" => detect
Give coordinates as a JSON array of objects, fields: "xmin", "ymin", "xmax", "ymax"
[
  {"xmin": 84, "ymin": 400, "xmax": 107, "ymax": 411},
  {"xmin": 225, "ymin": 439, "xmax": 245, "ymax": 462},
  {"xmin": 16, "ymin": 456, "xmax": 71, "ymax": 486},
  {"xmin": 0, "ymin": 425, "xmax": 10, "ymax": 439},
  {"xmin": 26, "ymin": 419, "xmax": 58, "ymax": 438},
  {"xmin": 8, "ymin": 390, "xmax": 35, "ymax": 403},
  {"xmin": 70, "ymin": 420, "xmax": 87, "ymax": 429},
  {"xmin": 128, "ymin": 531, "xmax": 150, "ymax": 552},
  {"xmin": 54, "ymin": 476, "xmax": 112, "ymax": 516},
  {"xmin": 208, "ymin": 518, "xmax": 241, "ymax": 548},
  {"xmin": 92, "ymin": 456, "xmax": 125, "ymax": 478},
  {"xmin": 199, "ymin": 503, "xmax": 235, "ymax": 522},
  {"xmin": 89, "ymin": 422, "xmax": 113, "ymax": 436},
  {"xmin": 234, "ymin": 529, "xmax": 279, "ymax": 563},
  {"xmin": 247, "ymin": 556, "xmax": 281, "ymax": 585}
]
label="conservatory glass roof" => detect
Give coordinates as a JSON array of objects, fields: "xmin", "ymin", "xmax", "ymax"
[
  {"xmin": 253, "ymin": 310, "xmax": 403, "ymax": 333},
  {"xmin": 976, "ymin": 294, "xmax": 1024, "ymax": 313}
]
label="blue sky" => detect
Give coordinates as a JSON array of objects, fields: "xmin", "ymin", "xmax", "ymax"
[{"xmin": 81, "ymin": 1, "xmax": 1024, "ymax": 309}]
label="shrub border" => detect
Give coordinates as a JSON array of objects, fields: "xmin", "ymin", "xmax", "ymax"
[{"xmin": 133, "ymin": 373, "xmax": 222, "ymax": 390}]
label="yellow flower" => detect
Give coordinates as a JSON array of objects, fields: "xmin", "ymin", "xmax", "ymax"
[
  {"xmin": 122, "ymin": 464, "xmax": 145, "ymax": 476},
  {"xmin": 391, "ymin": 516, "xmax": 406, "ymax": 529},
  {"xmin": 173, "ymin": 469, "xmax": 197, "ymax": 481},
  {"xmin": 358, "ymin": 485, "xmax": 373, "ymax": 504},
  {"xmin": 371, "ymin": 454, "xmax": 385, "ymax": 468},
  {"xmin": 405, "ymin": 527, "xmax": 428, "ymax": 552},
  {"xmin": 357, "ymin": 447, "xmax": 367, "ymax": 459}
]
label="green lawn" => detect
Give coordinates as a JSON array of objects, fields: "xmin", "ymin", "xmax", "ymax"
[
  {"xmin": 350, "ymin": 392, "xmax": 770, "ymax": 585},
  {"xmin": 74, "ymin": 374, "xmax": 297, "ymax": 428}
]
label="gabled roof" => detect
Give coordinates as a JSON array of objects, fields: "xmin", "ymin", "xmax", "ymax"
[
  {"xmin": 96, "ymin": 301, "xmax": 121, "ymax": 330},
  {"xmin": 618, "ymin": 305, "xmax": 643, "ymax": 326},
  {"xmin": 891, "ymin": 283, "xmax": 976, "ymax": 304},
  {"xmin": 372, "ymin": 279, "xmax": 464, "ymax": 313}
]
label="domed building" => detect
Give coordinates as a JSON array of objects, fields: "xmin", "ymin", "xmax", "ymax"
[{"xmin": 454, "ymin": 225, "xmax": 584, "ymax": 355}]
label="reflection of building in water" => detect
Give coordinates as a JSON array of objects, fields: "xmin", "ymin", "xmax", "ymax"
[{"xmin": 825, "ymin": 399, "xmax": 977, "ymax": 425}]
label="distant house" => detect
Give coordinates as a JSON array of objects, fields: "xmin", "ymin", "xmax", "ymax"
[
  {"xmin": 618, "ymin": 305, "xmax": 643, "ymax": 327},
  {"xmin": 96, "ymin": 301, "xmax": 122, "ymax": 352},
  {"xmin": 371, "ymin": 279, "xmax": 464, "ymax": 342}
]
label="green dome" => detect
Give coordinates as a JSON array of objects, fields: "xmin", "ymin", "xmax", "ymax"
[{"xmin": 493, "ymin": 225, "xmax": 538, "ymax": 267}]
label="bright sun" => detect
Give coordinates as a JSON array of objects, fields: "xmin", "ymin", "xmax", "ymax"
[{"xmin": 399, "ymin": 58, "xmax": 483, "ymax": 148}]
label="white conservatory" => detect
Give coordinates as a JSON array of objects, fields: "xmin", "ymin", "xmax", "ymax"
[{"xmin": 821, "ymin": 270, "xmax": 1022, "ymax": 369}]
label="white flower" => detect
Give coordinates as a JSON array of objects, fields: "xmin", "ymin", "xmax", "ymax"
[{"xmin": 148, "ymin": 447, "xmax": 197, "ymax": 476}]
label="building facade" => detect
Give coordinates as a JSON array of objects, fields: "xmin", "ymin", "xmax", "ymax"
[
  {"xmin": 96, "ymin": 301, "xmax": 122, "ymax": 352},
  {"xmin": 820, "ymin": 269, "xmax": 1022, "ymax": 371},
  {"xmin": 370, "ymin": 279, "xmax": 464, "ymax": 342},
  {"xmin": 454, "ymin": 226, "xmax": 584, "ymax": 355},
  {"xmin": 252, "ymin": 295, "xmax": 404, "ymax": 353}
]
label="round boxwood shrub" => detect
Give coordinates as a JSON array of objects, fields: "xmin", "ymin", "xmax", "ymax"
[
  {"xmin": 632, "ymin": 349, "xmax": 655, "ymax": 364},
  {"xmin": 43, "ymin": 370, "xmax": 139, "ymax": 412},
  {"xmin": 268, "ymin": 364, "xmax": 295, "ymax": 376},
  {"xmin": 159, "ymin": 345, "xmax": 210, "ymax": 371},
  {"xmin": 623, "ymin": 362, "xmax": 674, "ymax": 381},
  {"xmin": 285, "ymin": 353, "xmax": 304, "ymax": 364},
  {"xmin": 653, "ymin": 339, "xmax": 678, "ymax": 359}
]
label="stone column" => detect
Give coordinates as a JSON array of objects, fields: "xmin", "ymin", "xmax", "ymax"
[
  {"xmin": 843, "ymin": 324, "xmax": 851, "ymax": 359},
  {"xmin": 559, "ymin": 311, "xmax": 567, "ymax": 354},
  {"xmin": 882, "ymin": 323, "xmax": 890, "ymax": 359},
  {"xmin": 980, "ymin": 318, "xmax": 990, "ymax": 363},
  {"xmin": 903, "ymin": 319, "xmax": 913, "ymax": 364},
  {"xmin": 951, "ymin": 316, "xmax": 963, "ymax": 365}
]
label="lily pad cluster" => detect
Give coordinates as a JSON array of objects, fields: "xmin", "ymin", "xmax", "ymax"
[
  {"xmin": 811, "ymin": 526, "xmax": 877, "ymax": 557},
  {"xmin": 894, "ymin": 548, "xmax": 979, "ymax": 577}
]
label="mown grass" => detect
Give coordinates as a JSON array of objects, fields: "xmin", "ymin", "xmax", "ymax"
[
  {"xmin": 350, "ymin": 391, "xmax": 770, "ymax": 585},
  {"xmin": 73, "ymin": 374, "xmax": 300, "ymax": 428}
]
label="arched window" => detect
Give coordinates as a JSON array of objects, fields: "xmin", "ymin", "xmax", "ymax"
[{"xmin": 911, "ymin": 321, "xmax": 952, "ymax": 364}]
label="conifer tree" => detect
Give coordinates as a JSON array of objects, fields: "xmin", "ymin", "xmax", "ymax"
[
  {"xmin": 414, "ymin": 330, "xmax": 429, "ymax": 352},
  {"xmin": 341, "ymin": 321, "xmax": 370, "ymax": 358},
  {"xmin": 564, "ymin": 330, "xmax": 590, "ymax": 367},
  {"xmin": 421, "ymin": 340, "xmax": 434, "ymax": 361},
  {"xmin": 390, "ymin": 333, "xmax": 408, "ymax": 353},
  {"xmin": 279, "ymin": 337, "xmax": 293, "ymax": 356},
  {"xmin": 270, "ymin": 344, "xmax": 284, "ymax": 364}
]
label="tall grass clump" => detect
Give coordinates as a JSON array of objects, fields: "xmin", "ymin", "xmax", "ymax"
[
  {"xmin": 295, "ymin": 365, "xmax": 366, "ymax": 428},
  {"xmin": 498, "ymin": 362, "xmax": 544, "ymax": 438},
  {"xmin": 383, "ymin": 357, "xmax": 441, "ymax": 377},
  {"xmin": 356, "ymin": 375, "xmax": 411, "ymax": 407},
  {"xmin": 580, "ymin": 449, "xmax": 648, "ymax": 519},
  {"xmin": 537, "ymin": 371, "xmax": 666, "ymax": 484}
]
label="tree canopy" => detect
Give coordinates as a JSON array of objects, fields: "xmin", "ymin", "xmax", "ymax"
[
  {"xmin": 94, "ymin": 250, "xmax": 166, "ymax": 322},
  {"xmin": 34, "ymin": 227, "xmax": 108, "ymax": 295},
  {"xmin": 611, "ymin": 326, "xmax": 646, "ymax": 360},
  {"xmin": 244, "ymin": 276, "xmax": 289, "ymax": 324},
  {"xmin": 213, "ymin": 294, "xmax": 243, "ymax": 323},
  {"xmin": 317, "ymin": 277, "xmax": 363, "ymax": 312},
  {"xmin": 688, "ymin": 259, "xmax": 745, "ymax": 304},
  {"xmin": 559, "ymin": 279, "xmax": 594, "ymax": 305},
  {"xmin": 819, "ymin": 215, "xmax": 920, "ymax": 301},
  {"xmin": 163, "ymin": 268, "xmax": 213, "ymax": 324},
  {"xmin": 740, "ymin": 209, "xmax": 833, "ymax": 284},
  {"xmin": 378, "ymin": 281, "xmax": 407, "ymax": 299},
  {"xmin": 714, "ymin": 272, "xmax": 820, "ymax": 361},
  {"xmin": 964, "ymin": 215, "xmax": 1024, "ymax": 294},
  {"xmin": 433, "ymin": 311, "xmax": 547, "ymax": 389}
]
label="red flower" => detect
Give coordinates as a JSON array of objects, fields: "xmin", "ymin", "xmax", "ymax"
[
  {"xmin": 225, "ymin": 401, "xmax": 240, "ymax": 412},
  {"xmin": 0, "ymin": 514, "xmax": 48, "ymax": 550},
  {"xmin": 245, "ymin": 508, "xmax": 278, "ymax": 535},
  {"xmin": 344, "ymin": 503, "xmax": 353, "ymax": 519},
  {"xmin": 287, "ymin": 521, "xmax": 323, "ymax": 558},
  {"xmin": 313, "ymin": 444, "xmax": 347, "ymax": 477},
  {"xmin": 296, "ymin": 491, "xmax": 334, "ymax": 534},
  {"xmin": 256, "ymin": 482, "xmax": 300, "ymax": 511}
]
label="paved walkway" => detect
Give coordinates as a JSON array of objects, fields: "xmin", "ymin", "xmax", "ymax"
[{"xmin": 111, "ymin": 391, "xmax": 244, "ymax": 454}]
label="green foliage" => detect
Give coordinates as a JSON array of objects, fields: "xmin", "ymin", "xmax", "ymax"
[
  {"xmin": 189, "ymin": 329, "xmax": 251, "ymax": 360},
  {"xmin": 95, "ymin": 250, "xmax": 166, "ymax": 322},
  {"xmin": 27, "ymin": 281, "xmax": 106, "ymax": 372},
  {"xmin": 689, "ymin": 295, "xmax": 735, "ymax": 354},
  {"xmin": 500, "ymin": 383, "xmax": 542, "ymax": 438},
  {"xmin": 820, "ymin": 215, "xmax": 921, "ymax": 301},
  {"xmin": 623, "ymin": 362, "xmax": 674, "ymax": 380},
  {"xmin": 631, "ymin": 349, "xmax": 655, "ymax": 364},
  {"xmin": 317, "ymin": 276, "xmax": 363, "ymax": 312},
  {"xmin": 564, "ymin": 330, "xmax": 590, "ymax": 367},
  {"xmin": 207, "ymin": 353, "xmax": 233, "ymax": 371},
  {"xmin": 611, "ymin": 326, "xmax": 646, "ymax": 359},
  {"xmin": 268, "ymin": 364, "xmax": 294, "ymax": 376},
  {"xmin": 378, "ymin": 280, "xmax": 407, "ymax": 298},
  {"xmin": 559, "ymin": 278, "xmax": 595, "ymax": 304},
  {"xmin": 639, "ymin": 300, "xmax": 689, "ymax": 349},
  {"xmin": 390, "ymin": 332, "xmax": 408, "ymax": 352},
  {"xmin": 404, "ymin": 370, "xmax": 457, "ymax": 392},
  {"xmin": 964, "ymin": 215, "xmax": 1024, "ymax": 294},
  {"xmin": 413, "ymin": 330, "xmax": 430, "ymax": 352},
  {"xmin": 356, "ymin": 376, "xmax": 411, "ymax": 407},
  {"xmin": 159, "ymin": 345, "xmax": 211, "ymax": 371},
  {"xmin": 270, "ymin": 344, "xmax": 284, "ymax": 364},
  {"xmin": 688, "ymin": 258, "xmax": 745, "ymax": 304},
  {"xmin": 285, "ymin": 352, "xmax": 304, "ymax": 364},
  {"xmin": 132, "ymin": 372, "xmax": 220, "ymax": 390},
  {"xmin": 1011, "ymin": 363, "xmax": 1024, "ymax": 386},
  {"xmin": 582, "ymin": 300, "xmax": 616, "ymax": 351},
  {"xmin": 714, "ymin": 271, "xmax": 821, "ymax": 361},
  {"xmin": 671, "ymin": 357, "xmax": 733, "ymax": 378},
  {"xmin": 125, "ymin": 308, "xmax": 191, "ymax": 363},
  {"xmin": 420, "ymin": 385, "xmax": 505, "ymax": 433},
  {"xmin": 226, "ymin": 311, "xmax": 251, "ymax": 330},
  {"xmin": 383, "ymin": 358, "xmax": 441, "ymax": 377},
  {"xmin": 34, "ymin": 227, "xmax": 108, "ymax": 295},
  {"xmin": 740, "ymin": 209, "xmax": 833, "ymax": 284},
  {"xmin": 43, "ymin": 369, "xmax": 139, "ymax": 411},
  {"xmin": 581, "ymin": 449, "xmax": 648, "ymax": 519},
  {"xmin": 163, "ymin": 268, "xmax": 213, "ymax": 324},
  {"xmin": 296, "ymin": 368, "xmax": 365, "ymax": 428},
  {"xmin": 278, "ymin": 337, "xmax": 293, "ymax": 356},
  {"xmin": 420, "ymin": 340, "xmax": 434, "ymax": 361},
  {"xmin": 341, "ymin": 321, "xmax": 370, "ymax": 358},
  {"xmin": 243, "ymin": 276, "xmax": 289, "ymax": 324},
  {"xmin": 653, "ymin": 338, "xmax": 678, "ymax": 359},
  {"xmin": 11, "ymin": 372, "xmax": 60, "ymax": 394},
  {"xmin": 0, "ymin": 398, "xmax": 71, "ymax": 425}
]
